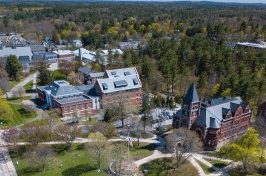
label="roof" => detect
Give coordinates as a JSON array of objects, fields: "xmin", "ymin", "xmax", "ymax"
[
  {"xmin": 56, "ymin": 95, "xmax": 91, "ymax": 105},
  {"xmin": 183, "ymin": 82, "xmax": 199, "ymax": 103},
  {"xmin": 96, "ymin": 74, "xmax": 142, "ymax": 94},
  {"xmin": 33, "ymin": 52, "xmax": 57, "ymax": 58},
  {"xmin": 89, "ymin": 72, "xmax": 104, "ymax": 78},
  {"xmin": 76, "ymin": 84, "xmax": 96, "ymax": 96},
  {"xmin": 78, "ymin": 66, "xmax": 91, "ymax": 75},
  {"xmin": 236, "ymin": 42, "xmax": 266, "ymax": 49},
  {"xmin": 194, "ymin": 96, "xmax": 249, "ymax": 129},
  {"xmin": 105, "ymin": 67, "xmax": 138, "ymax": 78},
  {"xmin": 37, "ymin": 80, "xmax": 83, "ymax": 97},
  {"xmin": 100, "ymin": 49, "xmax": 123, "ymax": 55},
  {"xmin": 0, "ymin": 46, "xmax": 33, "ymax": 59},
  {"xmin": 73, "ymin": 48, "xmax": 96, "ymax": 61},
  {"xmin": 53, "ymin": 50, "xmax": 74, "ymax": 55},
  {"xmin": 30, "ymin": 45, "xmax": 45, "ymax": 52}
]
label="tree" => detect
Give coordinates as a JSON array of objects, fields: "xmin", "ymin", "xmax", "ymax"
[
  {"xmin": 228, "ymin": 129, "xmax": 266, "ymax": 170},
  {"xmin": 24, "ymin": 146, "xmax": 56, "ymax": 171},
  {"xmin": 109, "ymin": 144, "xmax": 127, "ymax": 175},
  {"xmin": 6, "ymin": 55, "xmax": 22, "ymax": 80},
  {"xmin": 42, "ymin": 109, "xmax": 60, "ymax": 140},
  {"xmin": 58, "ymin": 60, "xmax": 75, "ymax": 75},
  {"xmin": 72, "ymin": 110, "xmax": 82, "ymax": 122},
  {"xmin": 0, "ymin": 89, "xmax": 13, "ymax": 120},
  {"xmin": 74, "ymin": 58, "xmax": 82, "ymax": 72},
  {"xmin": 55, "ymin": 123, "xmax": 82, "ymax": 147},
  {"xmin": 87, "ymin": 132, "xmax": 108, "ymax": 169},
  {"xmin": 104, "ymin": 123, "xmax": 117, "ymax": 139},
  {"xmin": 141, "ymin": 87, "xmax": 153, "ymax": 134},
  {"xmin": 3, "ymin": 16, "xmax": 9, "ymax": 28},
  {"xmin": 51, "ymin": 30, "xmax": 60, "ymax": 44},
  {"xmin": 37, "ymin": 60, "xmax": 54, "ymax": 86},
  {"xmin": 129, "ymin": 118, "xmax": 143, "ymax": 146},
  {"xmin": 90, "ymin": 122, "xmax": 117, "ymax": 139},
  {"xmin": 165, "ymin": 128, "xmax": 202, "ymax": 168},
  {"xmin": 0, "ymin": 65, "xmax": 10, "ymax": 98},
  {"xmin": 17, "ymin": 86, "xmax": 25, "ymax": 98},
  {"xmin": 20, "ymin": 123, "xmax": 49, "ymax": 146}
]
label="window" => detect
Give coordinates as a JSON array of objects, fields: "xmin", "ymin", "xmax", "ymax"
[
  {"xmin": 130, "ymin": 93, "xmax": 132, "ymax": 97},
  {"xmin": 82, "ymin": 104, "xmax": 85, "ymax": 109},
  {"xmin": 136, "ymin": 92, "xmax": 138, "ymax": 96},
  {"xmin": 193, "ymin": 112, "xmax": 196, "ymax": 116},
  {"xmin": 184, "ymin": 111, "xmax": 188, "ymax": 116},
  {"xmin": 113, "ymin": 97, "xmax": 115, "ymax": 101},
  {"xmin": 118, "ymin": 96, "xmax": 120, "ymax": 100},
  {"xmin": 65, "ymin": 107, "xmax": 67, "ymax": 112},
  {"xmin": 83, "ymin": 110, "xmax": 86, "ymax": 114},
  {"xmin": 71, "ymin": 106, "xmax": 73, "ymax": 111},
  {"xmin": 106, "ymin": 98, "xmax": 109, "ymax": 102},
  {"xmin": 65, "ymin": 114, "xmax": 68, "ymax": 117},
  {"xmin": 190, "ymin": 120, "xmax": 192, "ymax": 124},
  {"xmin": 136, "ymin": 98, "xmax": 138, "ymax": 102},
  {"xmin": 88, "ymin": 109, "xmax": 91, "ymax": 113},
  {"xmin": 76, "ymin": 105, "xmax": 79, "ymax": 110},
  {"xmin": 130, "ymin": 100, "xmax": 132, "ymax": 104}
]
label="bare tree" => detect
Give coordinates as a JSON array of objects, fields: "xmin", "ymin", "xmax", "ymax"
[
  {"xmin": 165, "ymin": 128, "xmax": 202, "ymax": 168},
  {"xmin": 11, "ymin": 89, "xmax": 19, "ymax": 98},
  {"xmin": 141, "ymin": 88, "xmax": 153, "ymax": 134},
  {"xmin": 20, "ymin": 123, "xmax": 49, "ymax": 146},
  {"xmin": 42, "ymin": 109, "xmax": 60, "ymax": 140},
  {"xmin": 55, "ymin": 123, "xmax": 82, "ymax": 147},
  {"xmin": 129, "ymin": 118, "xmax": 143, "ymax": 146},
  {"xmin": 255, "ymin": 115, "xmax": 266, "ymax": 138},
  {"xmin": 109, "ymin": 144, "xmax": 127, "ymax": 175},
  {"xmin": 24, "ymin": 146, "xmax": 56, "ymax": 171},
  {"xmin": 72, "ymin": 110, "xmax": 82, "ymax": 123},
  {"xmin": 22, "ymin": 102, "xmax": 35, "ymax": 117},
  {"xmin": 17, "ymin": 86, "xmax": 25, "ymax": 98},
  {"xmin": 87, "ymin": 132, "xmax": 108, "ymax": 169}
]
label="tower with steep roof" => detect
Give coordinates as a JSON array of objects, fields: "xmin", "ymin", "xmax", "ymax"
[{"xmin": 180, "ymin": 82, "xmax": 201, "ymax": 129}]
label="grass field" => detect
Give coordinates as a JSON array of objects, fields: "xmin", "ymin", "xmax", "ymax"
[
  {"xmin": 23, "ymin": 80, "xmax": 33, "ymax": 93},
  {"xmin": 195, "ymin": 159, "xmax": 215, "ymax": 174},
  {"xmin": 112, "ymin": 141, "xmax": 157, "ymax": 160},
  {"xmin": 81, "ymin": 118, "xmax": 97, "ymax": 125},
  {"xmin": 1, "ymin": 104, "xmax": 38, "ymax": 127},
  {"xmin": 10, "ymin": 142, "xmax": 157, "ymax": 176},
  {"xmin": 141, "ymin": 157, "xmax": 199, "ymax": 176},
  {"xmin": 204, "ymin": 158, "xmax": 230, "ymax": 169},
  {"xmin": 9, "ymin": 75, "xmax": 25, "ymax": 88},
  {"xmin": 10, "ymin": 144, "xmax": 109, "ymax": 176},
  {"xmin": 6, "ymin": 96, "xmax": 32, "ymax": 103}
]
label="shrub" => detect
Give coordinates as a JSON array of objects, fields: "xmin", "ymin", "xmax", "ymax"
[
  {"xmin": 76, "ymin": 143, "xmax": 86, "ymax": 150},
  {"xmin": 51, "ymin": 144, "xmax": 71, "ymax": 155}
]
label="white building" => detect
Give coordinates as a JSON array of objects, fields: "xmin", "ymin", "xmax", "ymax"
[{"xmin": 73, "ymin": 40, "xmax": 83, "ymax": 48}]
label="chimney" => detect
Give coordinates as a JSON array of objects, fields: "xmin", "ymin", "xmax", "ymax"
[
  {"xmin": 79, "ymin": 48, "xmax": 82, "ymax": 60},
  {"xmin": 208, "ymin": 100, "xmax": 212, "ymax": 105}
]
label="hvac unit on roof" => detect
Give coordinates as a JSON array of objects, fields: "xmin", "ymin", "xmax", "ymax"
[
  {"xmin": 124, "ymin": 72, "xmax": 131, "ymax": 76},
  {"xmin": 102, "ymin": 83, "xmax": 108, "ymax": 90},
  {"xmin": 133, "ymin": 78, "xmax": 138, "ymax": 85},
  {"xmin": 111, "ymin": 71, "xmax": 116, "ymax": 75},
  {"xmin": 114, "ymin": 80, "xmax": 128, "ymax": 88}
]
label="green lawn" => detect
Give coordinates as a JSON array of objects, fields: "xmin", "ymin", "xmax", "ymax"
[
  {"xmin": 195, "ymin": 159, "xmax": 215, "ymax": 174},
  {"xmin": 204, "ymin": 158, "xmax": 230, "ymax": 169},
  {"xmin": 9, "ymin": 75, "xmax": 25, "ymax": 88},
  {"xmin": 81, "ymin": 118, "xmax": 97, "ymax": 125},
  {"xmin": 114, "ymin": 141, "xmax": 157, "ymax": 160},
  {"xmin": 141, "ymin": 157, "xmax": 199, "ymax": 176},
  {"xmin": 9, "ymin": 144, "xmax": 109, "ymax": 176},
  {"xmin": 6, "ymin": 96, "xmax": 32, "ymax": 103},
  {"xmin": 23, "ymin": 80, "xmax": 33, "ymax": 93},
  {"xmin": 1, "ymin": 104, "xmax": 38, "ymax": 127}
]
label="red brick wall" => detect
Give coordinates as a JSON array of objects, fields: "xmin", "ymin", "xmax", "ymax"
[
  {"xmin": 57, "ymin": 54, "xmax": 74, "ymax": 58},
  {"xmin": 257, "ymin": 102, "xmax": 266, "ymax": 117},
  {"xmin": 37, "ymin": 89, "xmax": 46, "ymax": 101}
]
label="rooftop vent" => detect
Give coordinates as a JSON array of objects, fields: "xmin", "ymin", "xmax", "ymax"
[
  {"xmin": 102, "ymin": 83, "xmax": 108, "ymax": 90},
  {"xmin": 111, "ymin": 71, "xmax": 116, "ymax": 75},
  {"xmin": 114, "ymin": 80, "xmax": 128, "ymax": 88},
  {"xmin": 11, "ymin": 45, "xmax": 16, "ymax": 49},
  {"xmin": 133, "ymin": 78, "xmax": 138, "ymax": 85},
  {"xmin": 124, "ymin": 72, "xmax": 131, "ymax": 76}
]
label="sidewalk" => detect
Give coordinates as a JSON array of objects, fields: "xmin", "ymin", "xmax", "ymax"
[{"xmin": 0, "ymin": 131, "xmax": 18, "ymax": 176}]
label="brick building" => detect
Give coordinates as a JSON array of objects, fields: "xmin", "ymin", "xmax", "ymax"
[
  {"xmin": 257, "ymin": 102, "xmax": 266, "ymax": 118},
  {"xmin": 173, "ymin": 83, "xmax": 252, "ymax": 150},
  {"xmin": 37, "ymin": 80, "xmax": 92, "ymax": 117},
  {"xmin": 94, "ymin": 67, "xmax": 142, "ymax": 108},
  {"xmin": 37, "ymin": 67, "xmax": 142, "ymax": 116}
]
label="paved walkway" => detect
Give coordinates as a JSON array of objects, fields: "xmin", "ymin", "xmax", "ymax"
[
  {"xmin": 0, "ymin": 131, "xmax": 18, "ymax": 176},
  {"xmin": 5, "ymin": 73, "xmax": 38, "ymax": 98}
]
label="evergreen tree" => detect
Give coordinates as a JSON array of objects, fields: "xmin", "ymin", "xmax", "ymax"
[
  {"xmin": 6, "ymin": 55, "xmax": 22, "ymax": 80},
  {"xmin": 38, "ymin": 60, "xmax": 54, "ymax": 86}
]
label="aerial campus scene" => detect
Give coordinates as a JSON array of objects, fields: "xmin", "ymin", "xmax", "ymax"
[{"xmin": 0, "ymin": 0, "xmax": 266, "ymax": 176}]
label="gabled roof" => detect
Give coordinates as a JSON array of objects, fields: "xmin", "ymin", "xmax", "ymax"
[
  {"xmin": 78, "ymin": 66, "xmax": 91, "ymax": 75},
  {"xmin": 30, "ymin": 45, "xmax": 45, "ymax": 52},
  {"xmin": 230, "ymin": 102, "xmax": 240, "ymax": 114},
  {"xmin": 89, "ymin": 72, "xmax": 104, "ymax": 78},
  {"xmin": 0, "ymin": 46, "xmax": 33, "ymax": 59},
  {"xmin": 183, "ymin": 82, "xmax": 199, "ymax": 103},
  {"xmin": 96, "ymin": 74, "xmax": 141, "ymax": 93},
  {"xmin": 105, "ymin": 67, "xmax": 138, "ymax": 78}
]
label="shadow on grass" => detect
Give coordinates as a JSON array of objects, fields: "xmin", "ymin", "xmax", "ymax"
[
  {"xmin": 62, "ymin": 163, "xmax": 97, "ymax": 176},
  {"xmin": 17, "ymin": 166, "xmax": 42, "ymax": 176},
  {"xmin": 17, "ymin": 108, "xmax": 32, "ymax": 118},
  {"xmin": 140, "ymin": 143, "xmax": 158, "ymax": 151},
  {"xmin": 213, "ymin": 163, "xmax": 227, "ymax": 168}
]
